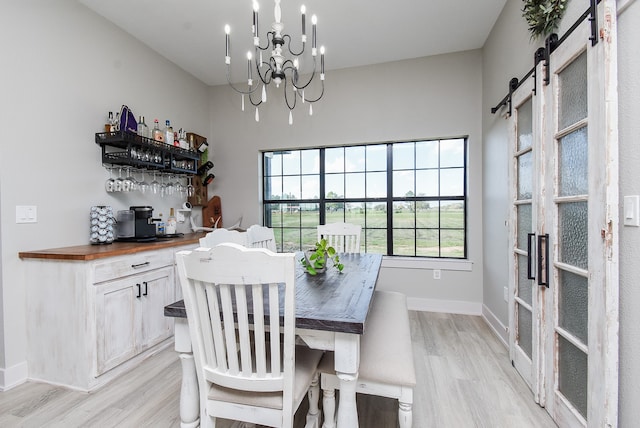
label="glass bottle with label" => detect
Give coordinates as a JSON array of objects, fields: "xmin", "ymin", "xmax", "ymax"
[
  {"xmin": 152, "ymin": 119, "xmax": 164, "ymax": 143},
  {"xmin": 137, "ymin": 116, "xmax": 148, "ymax": 138},
  {"xmin": 164, "ymin": 120, "xmax": 174, "ymax": 146}
]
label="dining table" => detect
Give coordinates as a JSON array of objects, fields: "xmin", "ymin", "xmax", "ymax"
[{"xmin": 164, "ymin": 251, "xmax": 383, "ymax": 428}]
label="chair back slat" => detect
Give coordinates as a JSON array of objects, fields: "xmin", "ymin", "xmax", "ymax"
[
  {"xmin": 246, "ymin": 224, "xmax": 277, "ymax": 252},
  {"xmin": 251, "ymin": 283, "xmax": 267, "ymax": 376},
  {"xmin": 176, "ymin": 244, "xmax": 296, "ymax": 393},
  {"xmin": 317, "ymin": 222, "xmax": 362, "ymax": 253}
]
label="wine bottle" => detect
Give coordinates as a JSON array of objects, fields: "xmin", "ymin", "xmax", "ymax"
[
  {"xmin": 197, "ymin": 161, "xmax": 214, "ymax": 176},
  {"xmin": 164, "ymin": 120, "xmax": 173, "ymax": 146},
  {"xmin": 137, "ymin": 116, "xmax": 148, "ymax": 138}
]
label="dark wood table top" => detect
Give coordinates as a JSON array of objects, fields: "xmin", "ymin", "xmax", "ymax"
[{"xmin": 165, "ymin": 252, "xmax": 383, "ymax": 335}]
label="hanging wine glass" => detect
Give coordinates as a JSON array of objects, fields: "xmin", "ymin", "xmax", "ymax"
[
  {"xmin": 122, "ymin": 167, "xmax": 135, "ymax": 192},
  {"xmin": 187, "ymin": 176, "xmax": 195, "ymax": 197},
  {"xmin": 165, "ymin": 174, "xmax": 175, "ymax": 197},
  {"xmin": 104, "ymin": 167, "xmax": 115, "ymax": 193},
  {"xmin": 160, "ymin": 174, "xmax": 167, "ymax": 198},
  {"xmin": 138, "ymin": 170, "xmax": 150, "ymax": 194},
  {"xmin": 114, "ymin": 167, "xmax": 124, "ymax": 192},
  {"xmin": 151, "ymin": 171, "xmax": 161, "ymax": 195}
]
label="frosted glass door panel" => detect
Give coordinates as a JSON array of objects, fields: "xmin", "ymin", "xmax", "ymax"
[
  {"xmin": 518, "ymin": 98, "xmax": 533, "ymax": 151},
  {"xmin": 558, "ymin": 127, "xmax": 588, "ymax": 197},
  {"xmin": 558, "ymin": 270, "xmax": 588, "ymax": 344},
  {"xmin": 558, "ymin": 202, "xmax": 588, "ymax": 269},
  {"xmin": 517, "ymin": 204, "xmax": 532, "ymax": 250},
  {"xmin": 518, "ymin": 152, "xmax": 533, "ymax": 199},
  {"xmin": 559, "ymin": 51, "xmax": 587, "ymax": 130},
  {"xmin": 517, "ymin": 304, "xmax": 533, "ymax": 359},
  {"xmin": 517, "ymin": 254, "xmax": 533, "ymax": 306},
  {"xmin": 558, "ymin": 335, "xmax": 588, "ymax": 419}
]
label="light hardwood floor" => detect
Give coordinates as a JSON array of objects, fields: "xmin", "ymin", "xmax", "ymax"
[{"xmin": 0, "ymin": 312, "xmax": 556, "ymax": 427}]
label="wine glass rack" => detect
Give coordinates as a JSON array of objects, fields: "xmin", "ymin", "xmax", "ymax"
[{"xmin": 95, "ymin": 131, "xmax": 199, "ymax": 175}]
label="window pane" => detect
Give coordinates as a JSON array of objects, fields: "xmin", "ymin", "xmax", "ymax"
[
  {"xmin": 301, "ymin": 175, "xmax": 319, "ymax": 199},
  {"xmin": 325, "ymin": 202, "xmax": 344, "ymax": 222},
  {"xmin": 345, "ymin": 203, "xmax": 365, "ymax": 227},
  {"xmin": 517, "ymin": 303, "xmax": 533, "ymax": 358},
  {"xmin": 393, "ymin": 170, "xmax": 414, "ymax": 197},
  {"xmin": 517, "ymin": 203, "xmax": 532, "ymax": 250},
  {"xmin": 559, "ymin": 51, "xmax": 587, "ymax": 130},
  {"xmin": 441, "ymin": 201, "xmax": 464, "ymax": 228},
  {"xmin": 265, "ymin": 176, "xmax": 282, "ymax": 200},
  {"xmin": 366, "ymin": 203, "xmax": 387, "ymax": 227},
  {"xmin": 365, "ymin": 229, "xmax": 387, "ymax": 254},
  {"xmin": 558, "ymin": 126, "xmax": 588, "ymax": 197},
  {"xmin": 417, "ymin": 202, "xmax": 439, "ymax": 228},
  {"xmin": 517, "ymin": 254, "xmax": 533, "ymax": 305},
  {"xmin": 558, "ymin": 269, "xmax": 588, "ymax": 344},
  {"xmin": 367, "ymin": 145, "xmax": 387, "ymax": 171},
  {"xmin": 393, "ymin": 228, "xmax": 415, "ymax": 256},
  {"xmin": 393, "ymin": 142, "xmax": 414, "ymax": 170},
  {"xmin": 393, "ymin": 202, "xmax": 415, "ymax": 228},
  {"xmin": 416, "ymin": 169, "xmax": 438, "ymax": 197},
  {"xmin": 417, "ymin": 229, "xmax": 439, "ymax": 257},
  {"xmin": 440, "ymin": 168, "xmax": 464, "ymax": 196},
  {"xmin": 441, "ymin": 229, "xmax": 465, "ymax": 257},
  {"xmin": 345, "ymin": 173, "xmax": 365, "ymax": 198},
  {"xmin": 559, "ymin": 201, "xmax": 588, "ymax": 269},
  {"xmin": 265, "ymin": 203, "xmax": 283, "ymax": 227},
  {"xmin": 366, "ymin": 172, "xmax": 387, "ymax": 198},
  {"xmin": 264, "ymin": 152, "xmax": 282, "ymax": 176},
  {"xmin": 517, "ymin": 98, "xmax": 533, "ymax": 151},
  {"xmin": 282, "ymin": 151, "xmax": 300, "ymax": 175},
  {"xmin": 301, "ymin": 149, "xmax": 319, "ymax": 174},
  {"xmin": 300, "ymin": 205, "xmax": 319, "ymax": 227},
  {"xmin": 345, "ymin": 146, "xmax": 365, "ymax": 172},
  {"xmin": 517, "ymin": 151, "xmax": 533, "ymax": 200},
  {"xmin": 325, "ymin": 147, "xmax": 344, "ymax": 173},
  {"xmin": 558, "ymin": 334, "xmax": 588, "ymax": 419},
  {"xmin": 416, "ymin": 140, "xmax": 438, "ymax": 169},
  {"xmin": 440, "ymin": 139, "xmax": 465, "ymax": 168},
  {"xmin": 282, "ymin": 176, "xmax": 300, "ymax": 199},
  {"xmin": 325, "ymin": 174, "xmax": 344, "ymax": 198}
]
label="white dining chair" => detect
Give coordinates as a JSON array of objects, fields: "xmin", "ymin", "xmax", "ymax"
[
  {"xmin": 199, "ymin": 228, "xmax": 248, "ymax": 248},
  {"xmin": 246, "ymin": 224, "xmax": 278, "ymax": 252},
  {"xmin": 317, "ymin": 222, "xmax": 362, "ymax": 253},
  {"xmin": 176, "ymin": 243, "xmax": 324, "ymax": 428}
]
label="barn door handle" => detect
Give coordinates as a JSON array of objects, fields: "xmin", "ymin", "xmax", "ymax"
[
  {"xmin": 527, "ymin": 233, "xmax": 536, "ymax": 280},
  {"xmin": 537, "ymin": 234, "xmax": 549, "ymax": 287}
]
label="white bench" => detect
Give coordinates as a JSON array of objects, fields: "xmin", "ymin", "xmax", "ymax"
[{"xmin": 318, "ymin": 290, "xmax": 416, "ymax": 428}]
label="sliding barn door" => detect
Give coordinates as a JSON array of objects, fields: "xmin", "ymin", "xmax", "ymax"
[{"xmin": 508, "ymin": 2, "xmax": 619, "ymax": 427}]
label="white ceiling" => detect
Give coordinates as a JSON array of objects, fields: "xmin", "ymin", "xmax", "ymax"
[{"xmin": 79, "ymin": 0, "xmax": 507, "ymax": 86}]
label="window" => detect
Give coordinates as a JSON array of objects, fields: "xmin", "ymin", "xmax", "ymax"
[{"xmin": 262, "ymin": 138, "xmax": 467, "ymax": 258}]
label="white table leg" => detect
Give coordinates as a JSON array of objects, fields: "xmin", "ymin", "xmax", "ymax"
[
  {"xmin": 334, "ymin": 333, "xmax": 360, "ymax": 428},
  {"xmin": 175, "ymin": 318, "xmax": 199, "ymax": 428}
]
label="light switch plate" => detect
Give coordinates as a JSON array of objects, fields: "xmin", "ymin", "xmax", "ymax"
[
  {"xmin": 16, "ymin": 205, "xmax": 37, "ymax": 223},
  {"xmin": 624, "ymin": 196, "xmax": 639, "ymax": 227}
]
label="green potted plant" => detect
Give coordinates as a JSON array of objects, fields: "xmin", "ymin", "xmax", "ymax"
[{"xmin": 300, "ymin": 238, "xmax": 344, "ymax": 275}]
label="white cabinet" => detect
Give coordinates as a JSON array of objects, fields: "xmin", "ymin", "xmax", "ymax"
[
  {"xmin": 95, "ymin": 266, "xmax": 173, "ymax": 375},
  {"xmin": 23, "ymin": 243, "xmax": 196, "ymax": 391}
]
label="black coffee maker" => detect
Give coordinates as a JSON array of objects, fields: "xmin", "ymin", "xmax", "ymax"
[{"xmin": 131, "ymin": 206, "xmax": 158, "ymax": 239}]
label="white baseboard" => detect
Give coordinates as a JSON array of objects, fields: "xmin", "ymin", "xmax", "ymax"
[
  {"xmin": 481, "ymin": 304, "xmax": 509, "ymax": 347},
  {"xmin": 407, "ymin": 297, "xmax": 482, "ymax": 315},
  {"xmin": 0, "ymin": 360, "xmax": 28, "ymax": 391}
]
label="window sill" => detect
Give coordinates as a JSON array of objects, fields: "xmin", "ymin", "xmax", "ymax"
[{"xmin": 381, "ymin": 256, "xmax": 473, "ymax": 271}]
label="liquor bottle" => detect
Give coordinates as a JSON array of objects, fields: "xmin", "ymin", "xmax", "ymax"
[
  {"xmin": 164, "ymin": 120, "xmax": 174, "ymax": 146},
  {"xmin": 178, "ymin": 129, "xmax": 188, "ymax": 149},
  {"xmin": 166, "ymin": 208, "xmax": 177, "ymax": 235},
  {"xmin": 197, "ymin": 161, "xmax": 214, "ymax": 176},
  {"xmin": 137, "ymin": 116, "xmax": 148, "ymax": 138},
  {"xmin": 173, "ymin": 131, "xmax": 180, "ymax": 147},
  {"xmin": 152, "ymin": 119, "xmax": 164, "ymax": 142},
  {"xmin": 105, "ymin": 111, "xmax": 114, "ymax": 133}
]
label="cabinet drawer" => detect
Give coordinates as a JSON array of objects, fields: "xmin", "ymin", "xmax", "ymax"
[{"xmin": 92, "ymin": 250, "xmax": 175, "ymax": 283}]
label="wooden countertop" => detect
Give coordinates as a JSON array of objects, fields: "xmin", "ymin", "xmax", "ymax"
[{"xmin": 18, "ymin": 233, "xmax": 205, "ymax": 261}]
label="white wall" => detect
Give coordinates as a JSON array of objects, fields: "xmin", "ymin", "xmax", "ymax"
[
  {"xmin": 0, "ymin": 0, "xmax": 210, "ymax": 388},
  {"xmin": 208, "ymin": 51, "xmax": 485, "ymax": 310},
  {"xmin": 482, "ymin": 0, "xmax": 640, "ymax": 423}
]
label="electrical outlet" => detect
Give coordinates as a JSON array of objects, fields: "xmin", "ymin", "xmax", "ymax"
[
  {"xmin": 503, "ymin": 286, "xmax": 509, "ymax": 302},
  {"xmin": 433, "ymin": 269, "xmax": 441, "ymax": 280}
]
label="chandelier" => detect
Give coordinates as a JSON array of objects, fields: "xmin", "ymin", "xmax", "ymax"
[{"xmin": 224, "ymin": 0, "xmax": 325, "ymax": 124}]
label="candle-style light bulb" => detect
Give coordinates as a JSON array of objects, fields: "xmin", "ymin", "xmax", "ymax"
[
  {"xmin": 320, "ymin": 45, "xmax": 325, "ymax": 74},
  {"xmin": 253, "ymin": 1, "xmax": 260, "ymax": 44},
  {"xmin": 247, "ymin": 51, "xmax": 253, "ymax": 85},
  {"xmin": 224, "ymin": 25, "xmax": 231, "ymax": 64},
  {"xmin": 301, "ymin": 5, "xmax": 306, "ymax": 43},
  {"xmin": 311, "ymin": 15, "xmax": 317, "ymax": 56}
]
